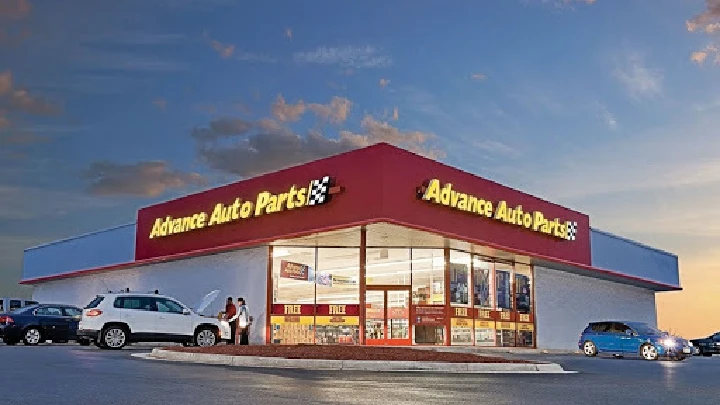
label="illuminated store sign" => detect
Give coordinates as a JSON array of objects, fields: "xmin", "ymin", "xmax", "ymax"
[
  {"xmin": 149, "ymin": 176, "xmax": 343, "ymax": 239},
  {"xmin": 417, "ymin": 179, "xmax": 577, "ymax": 241}
]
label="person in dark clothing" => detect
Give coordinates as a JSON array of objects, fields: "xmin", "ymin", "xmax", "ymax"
[{"xmin": 223, "ymin": 297, "xmax": 237, "ymax": 345}]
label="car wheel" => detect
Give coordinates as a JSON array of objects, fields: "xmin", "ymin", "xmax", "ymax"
[
  {"xmin": 194, "ymin": 327, "xmax": 218, "ymax": 347},
  {"xmin": 640, "ymin": 343, "xmax": 659, "ymax": 361},
  {"xmin": 101, "ymin": 326, "xmax": 128, "ymax": 350},
  {"xmin": 583, "ymin": 340, "xmax": 597, "ymax": 357},
  {"xmin": 23, "ymin": 327, "xmax": 43, "ymax": 346}
]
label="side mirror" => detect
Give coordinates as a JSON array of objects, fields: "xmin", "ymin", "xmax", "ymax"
[{"xmin": 182, "ymin": 308, "xmax": 191, "ymax": 315}]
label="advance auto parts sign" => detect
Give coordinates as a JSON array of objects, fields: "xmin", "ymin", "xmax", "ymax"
[
  {"xmin": 148, "ymin": 176, "xmax": 343, "ymax": 239},
  {"xmin": 417, "ymin": 179, "xmax": 578, "ymax": 241}
]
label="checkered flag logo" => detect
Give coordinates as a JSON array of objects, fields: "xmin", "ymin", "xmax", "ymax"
[
  {"xmin": 307, "ymin": 176, "xmax": 338, "ymax": 206},
  {"xmin": 565, "ymin": 221, "xmax": 578, "ymax": 241}
]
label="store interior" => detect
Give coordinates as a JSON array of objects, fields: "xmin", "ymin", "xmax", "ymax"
[{"xmin": 269, "ymin": 222, "xmax": 535, "ymax": 347}]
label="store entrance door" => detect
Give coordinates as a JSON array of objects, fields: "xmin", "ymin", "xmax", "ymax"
[{"xmin": 364, "ymin": 286, "xmax": 411, "ymax": 346}]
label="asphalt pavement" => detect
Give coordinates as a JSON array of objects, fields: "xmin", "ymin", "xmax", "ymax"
[{"xmin": 0, "ymin": 343, "xmax": 718, "ymax": 405}]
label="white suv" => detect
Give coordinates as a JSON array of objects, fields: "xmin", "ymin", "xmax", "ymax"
[{"xmin": 77, "ymin": 290, "xmax": 231, "ymax": 349}]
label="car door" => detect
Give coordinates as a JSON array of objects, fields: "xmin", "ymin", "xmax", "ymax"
[
  {"xmin": 62, "ymin": 307, "xmax": 82, "ymax": 339},
  {"xmin": 591, "ymin": 322, "xmax": 614, "ymax": 352},
  {"xmin": 153, "ymin": 297, "xmax": 192, "ymax": 338},
  {"xmin": 35, "ymin": 306, "xmax": 72, "ymax": 341},
  {"xmin": 616, "ymin": 323, "xmax": 641, "ymax": 354},
  {"xmin": 114, "ymin": 296, "xmax": 157, "ymax": 337}
]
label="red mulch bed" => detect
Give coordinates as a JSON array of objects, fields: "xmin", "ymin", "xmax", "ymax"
[{"xmin": 164, "ymin": 345, "xmax": 533, "ymax": 364}]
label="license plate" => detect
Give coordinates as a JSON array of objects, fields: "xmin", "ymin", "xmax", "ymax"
[{"xmin": 683, "ymin": 347, "xmax": 691, "ymax": 354}]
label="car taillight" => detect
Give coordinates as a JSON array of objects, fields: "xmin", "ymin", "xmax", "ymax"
[
  {"xmin": 86, "ymin": 309, "xmax": 102, "ymax": 317},
  {"xmin": 0, "ymin": 315, "xmax": 13, "ymax": 324}
]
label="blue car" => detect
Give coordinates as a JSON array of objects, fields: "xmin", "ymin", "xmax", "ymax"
[
  {"xmin": 0, "ymin": 303, "xmax": 85, "ymax": 346},
  {"xmin": 578, "ymin": 321, "xmax": 693, "ymax": 361}
]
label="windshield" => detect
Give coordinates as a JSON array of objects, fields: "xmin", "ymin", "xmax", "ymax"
[{"xmin": 630, "ymin": 323, "xmax": 663, "ymax": 335}]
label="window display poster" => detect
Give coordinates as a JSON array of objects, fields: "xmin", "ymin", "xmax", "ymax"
[
  {"xmin": 496, "ymin": 270, "xmax": 511, "ymax": 310},
  {"xmin": 280, "ymin": 260, "xmax": 314, "ymax": 281},
  {"xmin": 474, "ymin": 266, "xmax": 491, "ymax": 308},
  {"xmin": 450, "ymin": 263, "xmax": 469, "ymax": 305},
  {"xmin": 315, "ymin": 272, "xmax": 332, "ymax": 286},
  {"xmin": 515, "ymin": 274, "xmax": 531, "ymax": 313}
]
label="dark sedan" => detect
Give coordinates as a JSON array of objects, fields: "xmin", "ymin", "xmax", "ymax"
[
  {"xmin": 690, "ymin": 331, "xmax": 720, "ymax": 357},
  {"xmin": 0, "ymin": 304, "xmax": 86, "ymax": 346}
]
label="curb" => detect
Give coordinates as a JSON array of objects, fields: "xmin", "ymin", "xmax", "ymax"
[{"xmin": 142, "ymin": 349, "xmax": 575, "ymax": 374}]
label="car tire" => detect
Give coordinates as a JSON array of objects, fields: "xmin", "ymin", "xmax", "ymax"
[
  {"xmin": 23, "ymin": 327, "xmax": 43, "ymax": 346},
  {"xmin": 4, "ymin": 339, "xmax": 18, "ymax": 345},
  {"xmin": 194, "ymin": 327, "xmax": 218, "ymax": 347},
  {"xmin": 640, "ymin": 343, "xmax": 659, "ymax": 361},
  {"xmin": 100, "ymin": 325, "xmax": 129, "ymax": 350},
  {"xmin": 702, "ymin": 353, "xmax": 712, "ymax": 357},
  {"xmin": 582, "ymin": 340, "xmax": 597, "ymax": 357}
]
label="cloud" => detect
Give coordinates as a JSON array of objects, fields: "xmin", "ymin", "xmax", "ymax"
[
  {"xmin": 294, "ymin": 46, "xmax": 392, "ymax": 68},
  {"xmin": 612, "ymin": 50, "xmax": 663, "ymax": 100},
  {"xmin": 308, "ymin": 97, "xmax": 352, "ymax": 124},
  {"xmin": 203, "ymin": 32, "xmax": 276, "ymax": 62},
  {"xmin": 691, "ymin": 44, "xmax": 720, "ymax": 65},
  {"xmin": 0, "ymin": 0, "xmax": 31, "ymax": 18},
  {"xmin": 0, "ymin": 130, "xmax": 46, "ymax": 146},
  {"xmin": 0, "ymin": 184, "xmax": 114, "ymax": 220},
  {"xmin": 379, "ymin": 78, "xmax": 390, "ymax": 89},
  {"xmin": 471, "ymin": 73, "xmax": 487, "ymax": 81},
  {"xmin": 686, "ymin": 0, "xmax": 720, "ymax": 33},
  {"xmin": 82, "ymin": 161, "xmax": 205, "ymax": 198},
  {"xmin": 152, "ymin": 97, "xmax": 167, "ymax": 111},
  {"xmin": 0, "ymin": 70, "xmax": 61, "ymax": 116},
  {"xmin": 471, "ymin": 140, "xmax": 522, "ymax": 159},
  {"xmin": 192, "ymin": 96, "xmax": 442, "ymax": 178},
  {"xmin": 285, "ymin": 28, "xmax": 292, "ymax": 40},
  {"xmin": 271, "ymin": 95, "xmax": 352, "ymax": 124},
  {"xmin": 543, "ymin": 0, "xmax": 596, "ymax": 8},
  {"xmin": 594, "ymin": 102, "xmax": 618, "ymax": 130},
  {"xmin": 191, "ymin": 117, "xmax": 254, "ymax": 142},
  {"xmin": 392, "ymin": 107, "xmax": 399, "ymax": 121},
  {"xmin": 339, "ymin": 116, "xmax": 444, "ymax": 159},
  {"xmin": 0, "ymin": 70, "xmax": 12, "ymax": 95}
]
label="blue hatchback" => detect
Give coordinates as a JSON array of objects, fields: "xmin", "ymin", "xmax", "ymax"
[{"xmin": 578, "ymin": 321, "xmax": 693, "ymax": 361}]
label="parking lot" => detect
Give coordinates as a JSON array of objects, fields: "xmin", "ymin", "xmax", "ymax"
[{"xmin": 1, "ymin": 343, "xmax": 719, "ymax": 405}]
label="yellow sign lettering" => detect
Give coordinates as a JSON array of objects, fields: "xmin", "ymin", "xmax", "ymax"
[
  {"xmin": 147, "ymin": 176, "xmax": 341, "ymax": 239},
  {"xmin": 329, "ymin": 305, "xmax": 346, "ymax": 315},
  {"xmin": 455, "ymin": 307, "xmax": 467, "ymax": 317},
  {"xmin": 284, "ymin": 305, "xmax": 301, "ymax": 315},
  {"xmin": 420, "ymin": 179, "xmax": 576, "ymax": 241}
]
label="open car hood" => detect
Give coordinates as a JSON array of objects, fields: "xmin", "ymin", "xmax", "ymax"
[{"xmin": 194, "ymin": 290, "xmax": 220, "ymax": 314}]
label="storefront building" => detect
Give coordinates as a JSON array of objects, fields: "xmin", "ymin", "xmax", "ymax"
[{"xmin": 20, "ymin": 143, "xmax": 681, "ymax": 350}]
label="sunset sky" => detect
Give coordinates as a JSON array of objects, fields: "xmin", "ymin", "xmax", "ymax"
[{"xmin": 1, "ymin": 0, "xmax": 719, "ymax": 339}]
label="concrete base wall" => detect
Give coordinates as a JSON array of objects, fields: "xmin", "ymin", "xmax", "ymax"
[
  {"xmin": 535, "ymin": 266, "xmax": 657, "ymax": 350},
  {"xmin": 31, "ymin": 247, "xmax": 269, "ymax": 345}
]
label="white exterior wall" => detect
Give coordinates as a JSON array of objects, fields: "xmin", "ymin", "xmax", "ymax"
[
  {"xmin": 30, "ymin": 247, "xmax": 269, "ymax": 345},
  {"xmin": 535, "ymin": 266, "xmax": 657, "ymax": 351}
]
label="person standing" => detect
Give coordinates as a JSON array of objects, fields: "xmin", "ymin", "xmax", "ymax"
[
  {"xmin": 223, "ymin": 297, "xmax": 237, "ymax": 345},
  {"xmin": 231, "ymin": 297, "xmax": 250, "ymax": 345}
]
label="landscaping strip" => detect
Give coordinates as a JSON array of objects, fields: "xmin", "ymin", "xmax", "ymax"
[{"xmin": 144, "ymin": 346, "xmax": 573, "ymax": 374}]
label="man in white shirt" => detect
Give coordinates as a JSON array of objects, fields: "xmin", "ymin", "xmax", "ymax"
[{"xmin": 229, "ymin": 297, "xmax": 250, "ymax": 345}]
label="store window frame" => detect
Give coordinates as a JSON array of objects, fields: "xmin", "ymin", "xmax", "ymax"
[{"xmin": 267, "ymin": 237, "xmax": 536, "ymax": 349}]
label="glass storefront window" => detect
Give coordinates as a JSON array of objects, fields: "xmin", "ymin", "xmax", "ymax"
[
  {"xmin": 495, "ymin": 262, "xmax": 513, "ymax": 311},
  {"xmin": 514, "ymin": 263, "xmax": 534, "ymax": 348},
  {"xmin": 272, "ymin": 247, "xmax": 316, "ymax": 304},
  {"xmin": 411, "ymin": 248, "xmax": 445, "ymax": 305},
  {"xmin": 315, "ymin": 248, "xmax": 360, "ymax": 304},
  {"xmin": 473, "ymin": 256, "xmax": 493, "ymax": 309},
  {"xmin": 366, "ymin": 248, "xmax": 411, "ymax": 285},
  {"xmin": 449, "ymin": 250, "xmax": 470, "ymax": 307}
]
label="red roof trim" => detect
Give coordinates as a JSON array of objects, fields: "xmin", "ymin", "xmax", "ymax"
[{"xmin": 19, "ymin": 218, "xmax": 681, "ymax": 291}]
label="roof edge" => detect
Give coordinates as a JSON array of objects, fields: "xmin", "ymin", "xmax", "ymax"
[
  {"xmin": 23, "ymin": 223, "xmax": 137, "ymax": 252},
  {"xmin": 591, "ymin": 227, "xmax": 678, "ymax": 259}
]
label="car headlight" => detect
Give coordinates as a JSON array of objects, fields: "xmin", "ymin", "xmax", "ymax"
[
  {"xmin": 688, "ymin": 341, "xmax": 693, "ymax": 347},
  {"xmin": 662, "ymin": 338, "xmax": 677, "ymax": 347}
]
